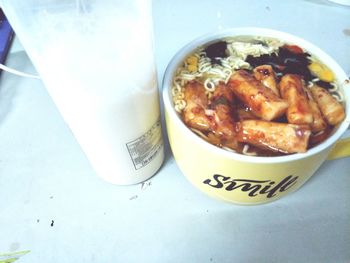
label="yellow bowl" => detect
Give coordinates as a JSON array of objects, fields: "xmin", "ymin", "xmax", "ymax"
[{"xmin": 162, "ymin": 27, "xmax": 350, "ymax": 205}]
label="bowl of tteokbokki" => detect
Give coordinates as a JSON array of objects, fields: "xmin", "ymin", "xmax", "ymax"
[{"xmin": 162, "ymin": 27, "xmax": 350, "ymax": 204}]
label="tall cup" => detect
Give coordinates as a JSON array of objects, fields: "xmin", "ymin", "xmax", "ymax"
[{"xmin": 1, "ymin": 0, "xmax": 164, "ymax": 185}]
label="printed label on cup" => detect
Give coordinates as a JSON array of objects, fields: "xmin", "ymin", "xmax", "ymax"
[
  {"xmin": 203, "ymin": 174, "xmax": 299, "ymax": 198},
  {"xmin": 126, "ymin": 118, "xmax": 163, "ymax": 170}
]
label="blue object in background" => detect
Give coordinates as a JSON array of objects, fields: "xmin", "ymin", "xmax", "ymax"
[{"xmin": 0, "ymin": 8, "xmax": 14, "ymax": 71}]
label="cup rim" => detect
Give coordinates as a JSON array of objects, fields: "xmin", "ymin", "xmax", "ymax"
[{"xmin": 162, "ymin": 27, "xmax": 350, "ymax": 164}]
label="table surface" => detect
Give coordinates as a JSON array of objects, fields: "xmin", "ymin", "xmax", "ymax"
[{"xmin": 0, "ymin": 1, "xmax": 350, "ymax": 262}]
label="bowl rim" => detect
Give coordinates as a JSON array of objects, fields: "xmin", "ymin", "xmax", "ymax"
[{"xmin": 162, "ymin": 27, "xmax": 350, "ymax": 164}]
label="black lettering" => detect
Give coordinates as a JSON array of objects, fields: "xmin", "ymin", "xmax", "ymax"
[
  {"xmin": 203, "ymin": 174, "xmax": 299, "ymax": 199},
  {"xmin": 259, "ymin": 182, "xmax": 276, "ymax": 194},
  {"xmin": 239, "ymin": 183, "xmax": 261, "ymax": 197},
  {"xmin": 203, "ymin": 174, "xmax": 230, "ymax": 189},
  {"xmin": 225, "ymin": 179, "xmax": 269, "ymax": 197},
  {"xmin": 265, "ymin": 175, "xmax": 297, "ymax": 198},
  {"xmin": 280, "ymin": 176, "xmax": 298, "ymax": 192}
]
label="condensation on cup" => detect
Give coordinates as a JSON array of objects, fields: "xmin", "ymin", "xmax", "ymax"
[{"xmin": 1, "ymin": 0, "xmax": 164, "ymax": 185}]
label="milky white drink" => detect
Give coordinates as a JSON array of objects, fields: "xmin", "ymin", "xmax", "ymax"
[{"xmin": 1, "ymin": 0, "xmax": 164, "ymax": 184}]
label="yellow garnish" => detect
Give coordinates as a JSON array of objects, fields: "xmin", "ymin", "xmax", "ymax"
[
  {"xmin": 186, "ymin": 55, "xmax": 199, "ymax": 72},
  {"xmin": 186, "ymin": 55, "xmax": 198, "ymax": 65},
  {"xmin": 308, "ymin": 61, "xmax": 335, "ymax": 82},
  {"xmin": 187, "ymin": 64, "xmax": 197, "ymax": 72}
]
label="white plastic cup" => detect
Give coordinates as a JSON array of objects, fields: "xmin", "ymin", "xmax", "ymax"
[{"xmin": 1, "ymin": 0, "xmax": 164, "ymax": 185}]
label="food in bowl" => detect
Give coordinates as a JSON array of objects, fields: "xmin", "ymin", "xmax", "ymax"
[
  {"xmin": 171, "ymin": 36, "xmax": 346, "ymax": 156},
  {"xmin": 163, "ymin": 28, "xmax": 350, "ymax": 204}
]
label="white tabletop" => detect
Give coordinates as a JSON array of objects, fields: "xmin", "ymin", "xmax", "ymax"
[{"xmin": 0, "ymin": 0, "xmax": 349, "ymax": 262}]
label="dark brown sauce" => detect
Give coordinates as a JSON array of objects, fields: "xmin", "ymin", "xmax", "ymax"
[{"xmin": 181, "ymin": 39, "xmax": 342, "ymax": 157}]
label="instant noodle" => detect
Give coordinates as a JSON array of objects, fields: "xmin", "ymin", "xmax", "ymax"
[
  {"xmin": 171, "ymin": 36, "xmax": 345, "ymax": 156},
  {"xmin": 162, "ymin": 28, "xmax": 350, "ymax": 204}
]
